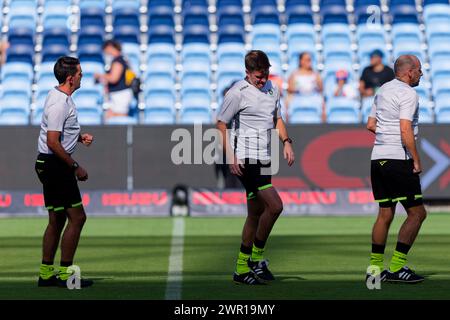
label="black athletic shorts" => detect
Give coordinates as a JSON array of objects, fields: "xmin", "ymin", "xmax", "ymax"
[
  {"xmin": 35, "ymin": 153, "xmax": 82, "ymax": 212},
  {"xmin": 371, "ymin": 159, "xmax": 423, "ymax": 209},
  {"xmin": 237, "ymin": 158, "xmax": 273, "ymax": 200}
]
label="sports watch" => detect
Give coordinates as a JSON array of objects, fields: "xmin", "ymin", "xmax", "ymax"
[{"xmin": 283, "ymin": 137, "xmax": 293, "ymax": 145}]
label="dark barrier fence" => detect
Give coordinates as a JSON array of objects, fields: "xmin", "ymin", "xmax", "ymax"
[{"xmin": 1, "ymin": 124, "xmax": 449, "ymax": 199}]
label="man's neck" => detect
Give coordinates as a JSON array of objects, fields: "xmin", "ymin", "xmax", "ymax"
[
  {"xmin": 395, "ymin": 76, "xmax": 410, "ymax": 86},
  {"xmin": 57, "ymin": 84, "xmax": 73, "ymax": 96},
  {"xmin": 373, "ymin": 64, "xmax": 384, "ymax": 72}
]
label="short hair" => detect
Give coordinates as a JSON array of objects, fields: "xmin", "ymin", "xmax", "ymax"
[
  {"xmin": 54, "ymin": 56, "xmax": 80, "ymax": 84},
  {"xmin": 370, "ymin": 49, "xmax": 384, "ymax": 58},
  {"xmin": 245, "ymin": 50, "xmax": 271, "ymax": 72},
  {"xmin": 394, "ymin": 55, "xmax": 417, "ymax": 76},
  {"xmin": 103, "ymin": 39, "xmax": 122, "ymax": 52}
]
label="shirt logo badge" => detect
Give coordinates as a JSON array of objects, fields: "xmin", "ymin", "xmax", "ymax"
[{"xmin": 268, "ymin": 89, "xmax": 274, "ymax": 96}]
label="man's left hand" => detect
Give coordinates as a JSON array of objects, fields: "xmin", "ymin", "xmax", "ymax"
[
  {"xmin": 283, "ymin": 143, "xmax": 295, "ymax": 166},
  {"xmin": 80, "ymin": 133, "xmax": 94, "ymax": 146}
]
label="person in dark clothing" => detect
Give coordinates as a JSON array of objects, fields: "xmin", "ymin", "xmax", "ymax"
[
  {"xmin": 94, "ymin": 40, "xmax": 133, "ymax": 119},
  {"xmin": 360, "ymin": 49, "xmax": 395, "ymax": 98}
]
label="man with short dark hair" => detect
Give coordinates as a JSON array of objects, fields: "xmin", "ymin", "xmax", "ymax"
[
  {"xmin": 217, "ymin": 50, "xmax": 295, "ymax": 285},
  {"xmin": 366, "ymin": 54, "xmax": 427, "ymax": 283},
  {"xmin": 36, "ymin": 56, "xmax": 94, "ymax": 288},
  {"xmin": 360, "ymin": 49, "xmax": 395, "ymax": 98}
]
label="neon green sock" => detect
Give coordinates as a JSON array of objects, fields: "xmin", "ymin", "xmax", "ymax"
[
  {"xmin": 389, "ymin": 250, "xmax": 408, "ymax": 273},
  {"xmin": 369, "ymin": 253, "xmax": 384, "ymax": 272},
  {"xmin": 251, "ymin": 244, "xmax": 265, "ymax": 262},
  {"xmin": 236, "ymin": 251, "xmax": 251, "ymax": 275},
  {"xmin": 58, "ymin": 266, "xmax": 71, "ymax": 281},
  {"xmin": 39, "ymin": 264, "xmax": 55, "ymax": 280}
]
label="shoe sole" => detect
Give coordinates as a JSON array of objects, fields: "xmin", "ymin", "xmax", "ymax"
[{"xmin": 386, "ymin": 278, "xmax": 424, "ymax": 284}]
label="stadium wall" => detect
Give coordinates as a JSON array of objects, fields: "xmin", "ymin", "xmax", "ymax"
[{"xmin": 0, "ymin": 124, "xmax": 449, "ymax": 215}]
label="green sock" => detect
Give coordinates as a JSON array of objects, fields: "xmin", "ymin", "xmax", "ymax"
[
  {"xmin": 58, "ymin": 266, "xmax": 71, "ymax": 281},
  {"xmin": 251, "ymin": 244, "xmax": 265, "ymax": 262},
  {"xmin": 39, "ymin": 264, "xmax": 55, "ymax": 280},
  {"xmin": 236, "ymin": 251, "xmax": 251, "ymax": 275},
  {"xmin": 369, "ymin": 253, "xmax": 384, "ymax": 273},
  {"xmin": 389, "ymin": 250, "xmax": 408, "ymax": 273}
]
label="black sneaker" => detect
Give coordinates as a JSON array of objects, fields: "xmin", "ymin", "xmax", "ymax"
[
  {"xmin": 386, "ymin": 266, "xmax": 424, "ymax": 284},
  {"xmin": 365, "ymin": 269, "xmax": 388, "ymax": 282},
  {"xmin": 37, "ymin": 275, "xmax": 58, "ymax": 287},
  {"xmin": 56, "ymin": 277, "xmax": 94, "ymax": 288},
  {"xmin": 248, "ymin": 259, "xmax": 275, "ymax": 281},
  {"xmin": 233, "ymin": 272, "xmax": 265, "ymax": 285}
]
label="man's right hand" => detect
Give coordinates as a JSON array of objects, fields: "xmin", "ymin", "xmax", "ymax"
[
  {"xmin": 75, "ymin": 166, "xmax": 89, "ymax": 181},
  {"xmin": 413, "ymin": 160, "xmax": 422, "ymax": 174},
  {"xmin": 229, "ymin": 156, "xmax": 244, "ymax": 176}
]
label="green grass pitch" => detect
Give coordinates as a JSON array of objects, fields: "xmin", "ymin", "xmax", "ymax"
[{"xmin": 1, "ymin": 213, "xmax": 449, "ymax": 299}]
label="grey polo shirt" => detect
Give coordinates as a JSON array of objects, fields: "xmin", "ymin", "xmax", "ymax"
[
  {"xmin": 217, "ymin": 79, "xmax": 282, "ymax": 161},
  {"xmin": 370, "ymin": 79, "xmax": 419, "ymax": 160},
  {"xmin": 38, "ymin": 87, "xmax": 81, "ymax": 154}
]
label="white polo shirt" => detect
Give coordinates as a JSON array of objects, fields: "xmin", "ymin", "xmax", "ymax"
[
  {"xmin": 38, "ymin": 87, "xmax": 81, "ymax": 154},
  {"xmin": 370, "ymin": 79, "xmax": 419, "ymax": 160}
]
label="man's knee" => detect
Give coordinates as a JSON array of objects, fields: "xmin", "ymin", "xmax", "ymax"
[
  {"xmin": 408, "ymin": 205, "xmax": 427, "ymax": 222},
  {"xmin": 270, "ymin": 200, "xmax": 283, "ymax": 217}
]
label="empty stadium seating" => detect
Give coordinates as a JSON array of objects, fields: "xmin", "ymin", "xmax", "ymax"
[{"xmin": 0, "ymin": 0, "xmax": 449, "ymax": 125}]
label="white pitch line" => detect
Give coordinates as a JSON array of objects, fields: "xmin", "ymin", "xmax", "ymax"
[{"xmin": 165, "ymin": 217, "xmax": 185, "ymax": 300}]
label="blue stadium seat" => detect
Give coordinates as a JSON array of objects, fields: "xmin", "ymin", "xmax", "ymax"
[
  {"xmin": 8, "ymin": 27, "xmax": 34, "ymax": 47},
  {"xmin": 148, "ymin": 5, "xmax": 174, "ymax": 27},
  {"xmin": 145, "ymin": 72, "xmax": 176, "ymax": 92},
  {"xmin": 183, "ymin": 25, "xmax": 210, "ymax": 44},
  {"xmin": 79, "ymin": 0, "xmax": 105, "ymax": 10},
  {"xmin": 217, "ymin": 0, "xmax": 242, "ymax": 8},
  {"xmin": 122, "ymin": 43, "xmax": 141, "ymax": 75},
  {"xmin": 143, "ymin": 108, "xmax": 176, "ymax": 125},
  {"xmin": 113, "ymin": 25, "xmax": 140, "ymax": 44},
  {"xmin": 183, "ymin": 5, "xmax": 209, "ymax": 27},
  {"xmin": 217, "ymin": 6, "xmax": 245, "ymax": 27},
  {"xmin": 183, "ymin": 0, "xmax": 208, "ymax": 8},
  {"xmin": 0, "ymin": 109, "xmax": 30, "ymax": 125},
  {"xmin": 113, "ymin": 8, "xmax": 140, "ymax": 28},
  {"xmin": 423, "ymin": 3, "xmax": 450, "ymax": 26},
  {"xmin": 104, "ymin": 116, "xmax": 138, "ymax": 125},
  {"xmin": 321, "ymin": 5, "xmax": 348, "ymax": 25},
  {"xmin": 148, "ymin": 25, "xmax": 175, "ymax": 44},
  {"xmin": 426, "ymin": 23, "xmax": 450, "ymax": 49},
  {"xmin": 252, "ymin": 5, "xmax": 280, "ymax": 25},
  {"xmin": 326, "ymin": 97, "xmax": 360, "ymax": 123},
  {"xmin": 181, "ymin": 88, "xmax": 211, "ymax": 109},
  {"xmin": 286, "ymin": 4, "xmax": 314, "ymax": 25},
  {"xmin": 80, "ymin": 7, "xmax": 105, "ymax": 28},
  {"xmin": 361, "ymin": 96, "xmax": 375, "ymax": 121},
  {"xmin": 391, "ymin": 5, "xmax": 419, "ymax": 24},
  {"xmin": 356, "ymin": 24, "xmax": 388, "ymax": 68},
  {"xmin": 8, "ymin": 0, "xmax": 37, "ymax": 29},
  {"xmin": 429, "ymin": 42, "xmax": 450, "ymax": 62},
  {"xmin": 1, "ymin": 62, "xmax": 33, "ymax": 83},
  {"xmin": 145, "ymin": 89, "xmax": 176, "ymax": 110},
  {"xmin": 217, "ymin": 25, "xmax": 245, "ymax": 44},
  {"xmin": 288, "ymin": 94, "xmax": 323, "ymax": 124},
  {"xmin": 5, "ymin": 45, "xmax": 34, "ymax": 65},
  {"xmin": 148, "ymin": 0, "xmax": 173, "ymax": 9},
  {"xmin": 42, "ymin": 10, "xmax": 69, "ymax": 30},
  {"xmin": 434, "ymin": 90, "xmax": 450, "ymax": 123},
  {"xmin": 147, "ymin": 43, "xmax": 176, "ymax": 73},
  {"xmin": 42, "ymin": 28, "xmax": 70, "ymax": 47},
  {"xmin": 418, "ymin": 97, "xmax": 434, "ymax": 123},
  {"xmin": 78, "ymin": 44, "xmax": 104, "ymax": 64},
  {"xmin": 78, "ymin": 25, "xmax": 104, "ymax": 46},
  {"xmin": 72, "ymin": 88, "xmax": 102, "ymax": 109},
  {"xmin": 41, "ymin": 45, "xmax": 70, "ymax": 63},
  {"xmin": 112, "ymin": 0, "xmax": 140, "ymax": 10},
  {"xmin": 179, "ymin": 107, "xmax": 212, "ymax": 124}
]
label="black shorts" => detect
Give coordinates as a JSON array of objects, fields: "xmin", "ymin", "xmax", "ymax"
[
  {"xmin": 237, "ymin": 159, "xmax": 273, "ymax": 200},
  {"xmin": 35, "ymin": 153, "xmax": 82, "ymax": 212},
  {"xmin": 371, "ymin": 159, "xmax": 423, "ymax": 209}
]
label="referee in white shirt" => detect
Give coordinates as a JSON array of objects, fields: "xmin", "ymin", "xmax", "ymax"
[
  {"xmin": 35, "ymin": 56, "xmax": 94, "ymax": 288},
  {"xmin": 366, "ymin": 55, "xmax": 427, "ymax": 283}
]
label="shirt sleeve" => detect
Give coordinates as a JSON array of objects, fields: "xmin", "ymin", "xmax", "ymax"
[
  {"xmin": 47, "ymin": 102, "xmax": 67, "ymax": 132},
  {"xmin": 217, "ymin": 90, "xmax": 240, "ymax": 124},
  {"xmin": 399, "ymin": 89, "xmax": 418, "ymax": 121}
]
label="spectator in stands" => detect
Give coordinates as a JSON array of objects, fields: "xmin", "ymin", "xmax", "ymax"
[
  {"xmin": 286, "ymin": 52, "xmax": 324, "ymax": 121},
  {"xmin": 360, "ymin": 49, "xmax": 395, "ymax": 98},
  {"xmin": 0, "ymin": 41, "xmax": 10, "ymax": 68},
  {"xmin": 334, "ymin": 69, "xmax": 358, "ymax": 99},
  {"xmin": 94, "ymin": 40, "xmax": 133, "ymax": 119}
]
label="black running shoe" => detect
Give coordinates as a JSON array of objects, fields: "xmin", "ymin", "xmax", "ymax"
[
  {"xmin": 386, "ymin": 266, "xmax": 424, "ymax": 284},
  {"xmin": 248, "ymin": 259, "xmax": 275, "ymax": 281},
  {"xmin": 233, "ymin": 272, "xmax": 265, "ymax": 285},
  {"xmin": 38, "ymin": 275, "xmax": 58, "ymax": 287},
  {"xmin": 56, "ymin": 277, "xmax": 94, "ymax": 288},
  {"xmin": 365, "ymin": 269, "xmax": 388, "ymax": 283}
]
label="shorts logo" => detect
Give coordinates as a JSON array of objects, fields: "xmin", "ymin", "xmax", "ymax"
[
  {"xmin": 37, "ymin": 169, "xmax": 44, "ymax": 174},
  {"xmin": 379, "ymin": 161, "xmax": 387, "ymax": 166}
]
